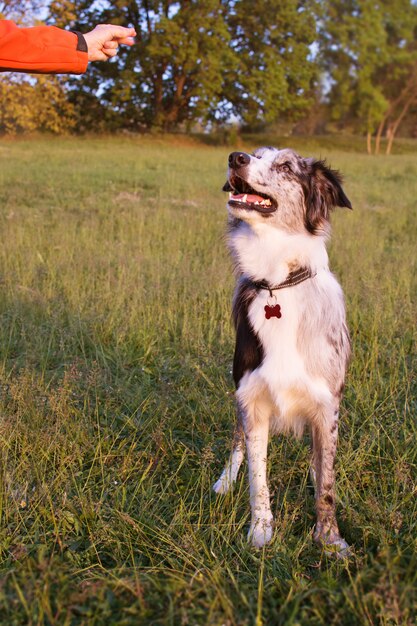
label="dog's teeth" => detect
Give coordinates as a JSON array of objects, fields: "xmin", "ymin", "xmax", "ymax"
[
  {"xmin": 229, "ymin": 192, "xmax": 233, "ymax": 199},
  {"xmin": 265, "ymin": 199, "xmax": 271, "ymax": 206},
  {"xmin": 242, "ymin": 194, "xmax": 247, "ymax": 202}
]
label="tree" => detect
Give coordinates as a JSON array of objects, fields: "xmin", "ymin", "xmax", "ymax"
[
  {"xmin": 0, "ymin": 0, "xmax": 76, "ymax": 135},
  {"xmin": 223, "ymin": 0, "xmax": 318, "ymax": 127},
  {"xmin": 319, "ymin": 0, "xmax": 417, "ymax": 153},
  {"xmin": 374, "ymin": 55, "xmax": 417, "ymax": 154},
  {"xmin": 49, "ymin": 0, "xmax": 233, "ymax": 131},
  {"xmin": 0, "ymin": 0, "xmax": 35, "ymax": 22},
  {"xmin": 0, "ymin": 74, "xmax": 75, "ymax": 134},
  {"xmin": 48, "ymin": 0, "xmax": 319, "ymax": 131},
  {"xmin": 138, "ymin": 0, "xmax": 233, "ymax": 129}
]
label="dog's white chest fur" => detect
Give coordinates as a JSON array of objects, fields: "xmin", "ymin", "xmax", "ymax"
[
  {"xmin": 232, "ymin": 221, "xmax": 329, "ymax": 280},
  {"xmin": 246, "ymin": 280, "xmax": 333, "ymax": 435},
  {"xmin": 232, "ymin": 225, "xmax": 338, "ymax": 435},
  {"xmin": 249, "ymin": 286, "xmax": 306, "ymax": 382}
]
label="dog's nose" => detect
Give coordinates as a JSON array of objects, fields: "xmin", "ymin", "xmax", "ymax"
[{"xmin": 228, "ymin": 152, "xmax": 250, "ymax": 169}]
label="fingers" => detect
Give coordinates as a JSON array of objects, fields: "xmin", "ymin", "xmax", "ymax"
[
  {"xmin": 84, "ymin": 24, "xmax": 137, "ymax": 63},
  {"xmin": 95, "ymin": 24, "xmax": 136, "ymax": 43},
  {"xmin": 103, "ymin": 47, "xmax": 118, "ymax": 59},
  {"xmin": 102, "ymin": 25, "xmax": 136, "ymax": 38},
  {"xmin": 92, "ymin": 51, "xmax": 110, "ymax": 62},
  {"xmin": 101, "ymin": 41, "xmax": 118, "ymax": 59},
  {"xmin": 113, "ymin": 36, "xmax": 135, "ymax": 46},
  {"xmin": 102, "ymin": 38, "xmax": 135, "ymax": 49},
  {"xmin": 103, "ymin": 49, "xmax": 117, "ymax": 59},
  {"xmin": 103, "ymin": 41, "xmax": 118, "ymax": 50}
]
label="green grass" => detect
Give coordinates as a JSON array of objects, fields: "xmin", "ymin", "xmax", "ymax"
[{"xmin": 0, "ymin": 135, "xmax": 416, "ymax": 625}]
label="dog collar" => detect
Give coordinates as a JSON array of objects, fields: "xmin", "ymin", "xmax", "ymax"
[{"xmin": 251, "ymin": 267, "xmax": 315, "ymax": 297}]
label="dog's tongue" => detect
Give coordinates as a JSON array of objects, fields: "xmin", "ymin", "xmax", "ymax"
[{"xmin": 232, "ymin": 193, "xmax": 265, "ymax": 203}]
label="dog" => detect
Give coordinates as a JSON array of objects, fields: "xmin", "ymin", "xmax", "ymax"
[{"xmin": 213, "ymin": 147, "xmax": 352, "ymax": 555}]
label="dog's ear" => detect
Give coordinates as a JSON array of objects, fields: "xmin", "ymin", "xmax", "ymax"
[
  {"xmin": 222, "ymin": 180, "xmax": 233, "ymax": 192},
  {"xmin": 304, "ymin": 159, "xmax": 352, "ymax": 233}
]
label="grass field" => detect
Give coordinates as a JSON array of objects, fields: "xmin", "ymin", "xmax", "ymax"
[{"xmin": 0, "ymin": 135, "xmax": 416, "ymax": 625}]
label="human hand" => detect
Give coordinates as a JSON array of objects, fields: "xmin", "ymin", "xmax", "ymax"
[{"xmin": 83, "ymin": 24, "xmax": 136, "ymax": 62}]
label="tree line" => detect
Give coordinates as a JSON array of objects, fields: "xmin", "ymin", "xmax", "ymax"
[{"xmin": 1, "ymin": 0, "xmax": 416, "ymax": 153}]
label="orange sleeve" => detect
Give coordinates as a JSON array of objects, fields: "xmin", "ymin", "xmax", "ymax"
[{"xmin": 0, "ymin": 20, "xmax": 88, "ymax": 74}]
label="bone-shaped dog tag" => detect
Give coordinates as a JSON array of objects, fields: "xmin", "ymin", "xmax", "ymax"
[{"xmin": 264, "ymin": 303, "xmax": 282, "ymax": 319}]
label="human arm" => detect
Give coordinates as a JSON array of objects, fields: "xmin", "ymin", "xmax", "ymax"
[{"xmin": 0, "ymin": 20, "xmax": 136, "ymax": 74}]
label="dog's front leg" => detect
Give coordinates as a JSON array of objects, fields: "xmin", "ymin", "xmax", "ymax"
[
  {"xmin": 213, "ymin": 406, "xmax": 245, "ymax": 495},
  {"xmin": 241, "ymin": 397, "xmax": 273, "ymax": 548},
  {"xmin": 311, "ymin": 412, "xmax": 349, "ymax": 556}
]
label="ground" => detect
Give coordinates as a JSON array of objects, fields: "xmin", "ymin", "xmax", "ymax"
[{"xmin": 0, "ymin": 135, "xmax": 416, "ymax": 625}]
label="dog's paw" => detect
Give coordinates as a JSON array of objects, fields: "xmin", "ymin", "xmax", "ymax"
[
  {"xmin": 314, "ymin": 530, "xmax": 351, "ymax": 559},
  {"xmin": 213, "ymin": 475, "xmax": 233, "ymax": 495},
  {"xmin": 248, "ymin": 515, "xmax": 274, "ymax": 548}
]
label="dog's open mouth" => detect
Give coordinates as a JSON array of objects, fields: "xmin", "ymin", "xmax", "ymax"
[{"xmin": 224, "ymin": 175, "xmax": 276, "ymax": 213}]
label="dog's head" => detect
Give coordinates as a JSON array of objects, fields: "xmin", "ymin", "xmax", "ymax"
[{"xmin": 223, "ymin": 147, "xmax": 352, "ymax": 234}]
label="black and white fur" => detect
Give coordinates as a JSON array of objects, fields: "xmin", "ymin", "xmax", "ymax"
[{"xmin": 213, "ymin": 147, "xmax": 352, "ymax": 555}]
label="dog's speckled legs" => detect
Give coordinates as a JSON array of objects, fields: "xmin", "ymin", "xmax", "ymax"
[
  {"xmin": 213, "ymin": 418, "xmax": 245, "ymax": 495},
  {"xmin": 236, "ymin": 393, "xmax": 274, "ymax": 548},
  {"xmin": 311, "ymin": 412, "xmax": 350, "ymax": 556}
]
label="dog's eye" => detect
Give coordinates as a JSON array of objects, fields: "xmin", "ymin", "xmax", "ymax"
[{"xmin": 275, "ymin": 162, "xmax": 291, "ymax": 173}]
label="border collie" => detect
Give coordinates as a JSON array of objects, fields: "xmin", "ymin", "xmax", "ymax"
[{"xmin": 213, "ymin": 147, "xmax": 352, "ymax": 555}]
